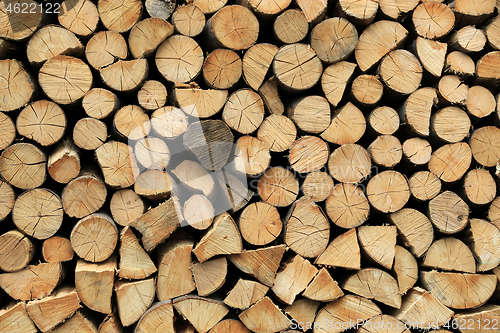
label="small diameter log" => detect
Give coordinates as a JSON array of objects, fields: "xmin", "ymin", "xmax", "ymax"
[
  {"xmin": 39, "ymin": 55, "xmax": 92, "ymax": 105},
  {"xmin": 192, "ymin": 257, "xmax": 227, "ymax": 296},
  {"xmin": 52, "ymin": 311, "xmax": 97, "ymax": 333},
  {"xmin": 0, "ymin": 180, "xmax": 14, "ymax": 221},
  {"xmin": 289, "ymin": 136, "xmax": 329, "ymax": 173},
  {"xmin": 321, "ymin": 61, "xmax": 356, "ymax": 107},
  {"xmin": 26, "ymin": 25, "xmax": 83, "ymax": 68},
  {"xmin": 172, "ymin": 160, "xmax": 215, "ymax": 197},
  {"xmin": 98, "ymin": 0, "xmax": 142, "ymax": 32},
  {"xmin": 0, "ymin": 230, "xmax": 33, "ymax": 272},
  {"xmin": 0, "ymin": 0, "xmax": 42, "ymax": 41},
  {"xmin": 203, "ymin": 49, "xmax": 242, "ymax": 90},
  {"xmin": 273, "ymin": 43, "xmax": 322, "ymax": 91},
  {"xmin": 0, "ymin": 143, "xmax": 46, "ymax": 190},
  {"xmin": 174, "ymin": 296, "xmax": 229, "ymax": 333},
  {"xmin": 242, "ymin": 43, "xmax": 278, "ymax": 91},
  {"xmin": 134, "ymin": 170, "xmax": 174, "ymax": 201},
  {"xmin": 257, "ymin": 166, "xmax": 299, "ymax": 207},
  {"xmin": 321, "ymin": 102, "xmax": 366, "ymax": 145},
  {"xmin": 438, "ymin": 75, "xmax": 469, "ymax": 105},
  {"xmin": 314, "ymin": 295, "xmax": 382, "ymax": 332},
  {"xmin": 0, "ymin": 111, "xmax": 15, "ymax": 150},
  {"xmin": 134, "ymin": 137, "xmax": 170, "ymax": 170},
  {"xmin": 224, "ymin": 279, "xmax": 268, "ymax": 310},
  {"xmin": 0, "ymin": 302, "xmax": 37, "ymax": 333},
  {"xmin": 463, "ymin": 169, "xmax": 496, "ymax": 206},
  {"xmin": 119, "ymin": 227, "xmax": 156, "ymax": 279},
  {"xmin": 233, "ymin": 136, "xmax": 270, "ymax": 176},
  {"xmin": 272, "ymin": 254, "xmax": 318, "ymax": 305},
  {"xmin": 73, "ymin": 118, "xmax": 107, "ymax": 151},
  {"xmin": 172, "ymin": 4, "xmax": 206, "ymax": 37},
  {"xmin": 368, "ymin": 135, "xmax": 403, "ymax": 168},
  {"xmin": 431, "ymin": 106, "xmax": 471, "ymax": 143},
  {"xmin": 428, "ymin": 142, "xmax": 472, "ymax": 183},
  {"xmin": 151, "ymin": 106, "xmax": 188, "ymax": 139},
  {"xmin": 115, "ymin": 278, "xmax": 155, "ymax": 327},
  {"xmin": 13, "ymin": 188, "xmax": 63, "ymax": 240},
  {"xmin": 303, "ymin": 267, "xmax": 344, "ymax": 302},
  {"xmin": 351, "ymin": 75, "xmax": 383, "ymax": 107},
  {"xmin": 98, "ymin": 313, "xmax": 123, "ymax": 333},
  {"xmin": 408, "ymin": 170, "xmax": 442, "ymax": 201},
  {"xmin": 389, "ymin": 208, "xmax": 434, "ymax": 257},
  {"xmin": 379, "ymin": 49, "xmax": 422, "ymax": 95},
  {"xmin": 85, "ymin": 31, "xmax": 128, "ymax": 70},
  {"xmin": 0, "ymin": 59, "xmax": 35, "ymax": 112},
  {"xmin": 344, "ymin": 268, "xmax": 401, "ymax": 308},
  {"xmin": 100, "ymin": 59, "xmax": 148, "ymax": 92},
  {"xmin": 422, "ymin": 271, "xmax": 497, "ymax": 309},
  {"xmin": 48, "ymin": 140, "xmax": 80, "ymax": 184},
  {"xmin": 205, "ymin": 5, "xmax": 259, "ymax": 51},
  {"xmin": 367, "ymin": 170, "xmax": 410, "ymax": 213},
  {"xmin": 449, "ymin": 26, "xmax": 486, "ymax": 54},
  {"xmin": 393, "ymin": 287, "xmax": 454, "ymax": 330},
  {"xmin": 444, "ymin": 51, "xmax": 475, "ymax": 78},
  {"xmin": 26, "ymin": 288, "xmax": 81, "ymax": 333},
  {"xmin": 83, "ymin": 88, "xmax": 120, "ymax": 120},
  {"xmin": 315, "ymin": 228, "xmax": 360, "ymax": 269},
  {"xmin": 223, "ymin": 89, "xmax": 264, "ymax": 134},
  {"xmin": 172, "ymin": 84, "xmax": 228, "ymax": 118},
  {"xmin": 412, "ymin": 2, "xmax": 455, "ymax": 39},
  {"xmin": 295, "ymin": 0, "xmax": 327, "ymax": 23},
  {"xmin": 42, "ymin": 236, "xmax": 73, "ymax": 263},
  {"xmin": 287, "ymin": 96, "xmax": 331, "ymax": 134},
  {"xmin": 129, "ymin": 18, "xmax": 174, "ymax": 58},
  {"xmin": 137, "ymin": 81, "xmax": 167, "ymax": 112},
  {"xmin": 466, "ymin": 218, "xmax": 500, "ymax": 272},
  {"xmin": 211, "ymin": 320, "xmax": 251, "ymax": 333},
  {"xmin": 229, "ymin": 244, "xmax": 286, "ymax": 287},
  {"xmin": 75, "ymin": 256, "xmax": 116, "ymax": 314},
  {"xmin": 71, "ymin": 213, "xmax": 118, "ymax": 262},
  {"xmin": 239, "ymin": 297, "xmax": 289, "ymax": 333},
  {"xmin": 401, "ymin": 87, "xmax": 438, "ymax": 137},
  {"xmin": 325, "ymin": 183, "xmax": 369, "ymax": 229},
  {"xmin": 414, "ymin": 37, "xmax": 447, "ymax": 78},
  {"xmin": 16, "ymin": 100, "xmax": 66, "ymax": 146},
  {"xmin": 475, "ymin": 51, "xmax": 500, "ymax": 88},
  {"xmin": 192, "ymin": 212, "xmax": 242, "ymax": 262},
  {"xmin": 238, "ymin": 201, "xmax": 281, "ymax": 246},
  {"xmin": 355, "ymin": 20, "xmax": 408, "ymax": 72},
  {"xmin": 62, "ymin": 172, "xmax": 107, "ymax": 218},
  {"xmin": 257, "ymin": 115, "xmax": 296, "ymax": 152},
  {"xmin": 157, "ymin": 238, "xmax": 196, "ymax": 301},
  {"xmin": 0, "ymin": 262, "xmax": 62, "ymax": 301},
  {"xmin": 310, "ymin": 18, "xmax": 357, "ymax": 64},
  {"xmin": 402, "ymin": 138, "xmax": 432, "ymax": 166},
  {"xmin": 422, "ymin": 238, "xmax": 476, "ymax": 273},
  {"xmin": 393, "ymin": 245, "xmax": 418, "ymax": 294},
  {"xmin": 453, "ymin": 0, "xmax": 496, "ymax": 26},
  {"xmin": 328, "ymin": 144, "xmax": 371, "ymax": 183},
  {"xmin": 302, "ymin": 171, "xmax": 334, "ymax": 202},
  {"xmin": 428, "ymin": 191, "xmax": 469, "ymax": 234},
  {"xmin": 145, "ymin": 0, "xmax": 175, "ymax": 20},
  {"xmin": 259, "ymin": 76, "xmax": 284, "ymax": 114},
  {"xmin": 183, "ymin": 194, "xmax": 214, "ymax": 230},
  {"xmin": 59, "ymin": 0, "xmax": 99, "ymax": 37},
  {"xmin": 358, "ymin": 225, "xmax": 397, "ymax": 269},
  {"xmin": 470, "ymin": 126, "xmax": 500, "ymax": 167},
  {"xmin": 466, "ymin": 85, "xmax": 496, "ymax": 119},
  {"xmin": 95, "ymin": 141, "xmax": 138, "ymax": 188},
  {"xmin": 379, "ymin": 0, "xmax": 419, "ymax": 20},
  {"xmin": 135, "ymin": 301, "xmax": 174, "ymax": 333},
  {"xmin": 454, "ymin": 305, "xmax": 500, "ymax": 333},
  {"xmin": 273, "ymin": 9, "xmax": 308, "ymax": 44}
]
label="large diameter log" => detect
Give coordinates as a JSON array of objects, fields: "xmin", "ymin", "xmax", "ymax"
[
  {"xmin": 16, "ymin": 100, "xmax": 66, "ymax": 146},
  {"xmin": 115, "ymin": 278, "xmax": 155, "ymax": 327},
  {"xmin": 431, "ymin": 106, "xmax": 471, "ymax": 143},
  {"xmin": 62, "ymin": 172, "xmax": 107, "ymax": 218},
  {"xmin": 273, "ymin": 9, "xmax": 308, "ymax": 44},
  {"xmin": 310, "ymin": 18, "xmax": 357, "ymax": 64},
  {"xmin": 389, "ymin": 208, "xmax": 434, "ymax": 258},
  {"xmin": 238, "ymin": 202, "xmax": 281, "ymax": 246},
  {"xmin": 59, "ymin": 0, "xmax": 99, "ymax": 37},
  {"xmin": 85, "ymin": 31, "xmax": 127, "ymax": 70},
  {"xmin": 325, "ymin": 183, "xmax": 369, "ymax": 229},
  {"xmin": 0, "ymin": 230, "xmax": 33, "ymax": 272},
  {"xmin": 422, "ymin": 238, "xmax": 476, "ymax": 273},
  {"xmin": 428, "ymin": 191, "xmax": 469, "ymax": 234},
  {"xmin": 74, "ymin": 118, "xmax": 108, "ymax": 150},
  {"xmin": 98, "ymin": 0, "xmax": 142, "ymax": 32},
  {"xmin": 287, "ymin": 96, "xmax": 331, "ymax": 134},
  {"xmin": 172, "ymin": 4, "xmax": 206, "ymax": 37},
  {"xmin": 408, "ymin": 171, "xmax": 441, "ymax": 201},
  {"xmin": 0, "ymin": 143, "xmax": 47, "ymax": 189},
  {"xmin": 258, "ymin": 166, "xmax": 299, "ymax": 207},
  {"xmin": 223, "ymin": 89, "xmax": 264, "ymax": 134},
  {"xmin": 95, "ymin": 141, "xmax": 138, "ymax": 188},
  {"xmin": 129, "ymin": 18, "xmax": 174, "ymax": 58},
  {"xmin": 470, "ymin": 126, "xmax": 500, "ymax": 167},
  {"xmin": 321, "ymin": 102, "xmax": 366, "ymax": 145},
  {"xmin": 289, "ymin": 136, "xmax": 329, "ymax": 173},
  {"xmin": 367, "ymin": 170, "xmax": 410, "ymax": 213},
  {"xmin": 412, "ymin": 2, "xmax": 455, "ymax": 39},
  {"xmin": 257, "ymin": 115, "xmax": 296, "ymax": 152},
  {"xmin": 0, "ymin": 59, "xmax": 35, "ymax": 112},
  {"xmin": 428, "ymin": 142, "xmax": 472, "ymax": 183},
  {"xmin": 0, "ymin": 0, "xmax": 43, "ymax": 41},
  {"xmin": 204, "ymin": 49, "xmax": 242, "ymax": 90},
  {"xmin": 156, "ymin": 35, "xmax": 203, "ymax": 83},
  {"xmin": 379, "ymin": 49, "xmax": 422, "ymax": 95},
  {"xmin": 315, "ymin": 228, "xmax": 361, "ymax": 270}
]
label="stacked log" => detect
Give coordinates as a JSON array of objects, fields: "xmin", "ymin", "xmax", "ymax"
[{"xmin": 1, "ymin": 0, "xmax": 500, "ymax": 332}]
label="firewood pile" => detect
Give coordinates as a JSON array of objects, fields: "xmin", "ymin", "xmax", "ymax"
[{"xmin": 2, "ymin": 0, "xmax": 500, "ymax": 332}]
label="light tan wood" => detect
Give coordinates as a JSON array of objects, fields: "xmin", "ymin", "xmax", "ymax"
[
  {"xmin": 224, "ymin": 279, "xmax": 268, "ymax": 310},
  {"xmin": 429, "ymin": 142, "xmax": 472, "ymax": 183},
  {"xmin": 408, "ymin": 171, "xmax": 442, "ymax": 201},
  {"xmin": 428, "ymin": 191, "xmax": 469, "ymax": 234},
  {"xmin": 73, "ymin": 118, "xmax": 107, "ymax": 150},
  {"xmin": 242, "ymin": 0, "xmax": 291, "ymax": 16},
  {"xmin": 95, "ymin": 141, "xmax": 138, "ymax": 188},
  {"xmin": 413, "ymin": 2, "xmax": 455, "ymax": 39},
  {"xmin": 137, "ymin": 80, "xmax": 167, "ymax": 112},
  {"xmin": 211, "ymin": 319, "xmax": 251, "ymax": 333},
  {"xmin": 401, "ymin": 87, "xmax": 438, "ymax": 137},
  {"xmin": 258, "ymin": 166, "xmax": 299, "ymax": 207},
  {"xmin": 379, "ymin": 0, "xmax": 419, "ymax": 20},
  {"xmin": 85, "ymin": 31, "xmax": 127, "ymax": 70},
  {"xmin": 338, "ymin": 0, "xmax": 378, "ymax": 25},
  {"xmin": 192, "ymin": 0, "xmax": 227, "ymax": 14},
  {"xmin": 315, "ymin": 228, "xmax": 360, "ymax": 269},
  {"xmin": 414, "ymin": 37, "xmax": 447, "ymax": 77},
  {"xmin": 470, "ymin": 126, "xmax": 500, "ymax": 167},
  {"xmin": 183, "ymin": 194, "xmax": 214, "ymax": 230},
  {"xmin": 0, "ymin": 230, "xmax": 33, "ymax": 272},
  {"xmin": 431, "ymin": 106, "xmax": 471, "ymax": 143},
  {"xmin": 39, "ymin": 55, "xmax": 92, "ymax": 105},
  {"xmin": 393, "ymin": 287, "xmax": 454, "ymax": 330},
  {"xmin": 273, "ymin": 43, "xmax": 323, "ymax": 91},
  {"xmin": 172, "ymin": 4, "xmax": 205, "ymax": 37},
  {"xmin": 454, "ymin": 304, "xmax": 500, "ymax": 333},
  {"xmin": 172, "ymin": 160, "xmax": 215, "ymax": 197},
  {"xmin": 449, "ymin": 26, "xmax": 486, "ymax": 54},
  {"xmin": 444, "ymin": 51, "xmax": 475, "ymax": 77},
  {"xmin": 233, "ymin": 136, "xmax": 270, "ymax": 176},
  {"xmin": 0, "ymin": 0, "xmax": 43, "ymax": 41},
  {"xmin": 115, "ymin": 278, "xmax": 155, "ymax": 327},
  {"xmin": 321, "ymin": 102, "xmax": 366, "ymax": 145},
  {"xmin": 321, "ymin": 61, "xmax": 356, "ymax": 107},
  {"xmin": 173, "ymin": 296, "xmax": 229, "ymax": 333},
  {"xmin": 52, "ymin": 311, "xmax": 97, "ymax": 333},
  {"xmin": 42, "ymin": 236, "xmax": 73, "ymax": 263},
  {"xmin": 192, "ymin": 257, "xmax": 227, "ymax": 296},
  {"xmin": 71, "ymin": 213, "xmax": 118, "ymax": 262},
  {"xmin": 229, "ymin": 244, "xmax": 286, "ymax": 287},
  {"xmin": 463, "ymin": 169, "xmax": 496, "ymax": 206},
  {"xmin": 135, "ymin": 301, "xmax": 174, "ymax": 333},
  {"xmin": 389, "ymin": 208, "xmax": 434, "ymax": 257},
  {"xmin": 488, "ymin": 196, "xmax": 500, "ymax": 229},
  {"xmin": 0, "ymin": 180, "xmax": 14, "ymax": 221},
  {"xmin": 355, "ymin": 20, "xmax": 408, "ymax": 72},
  {"xmin": 358, "ymin": 225, "xmax": 397, "ymax": 269},
  {"xmin": 273, "ymin": 9, "xmax": 308, "ymax": 44},
  {"xmin": 311, "ymin": 17, "xmax": 357, "ymax": 64},
  {"xmin": 302, "ymin": 171, "xmax": 334, "ymax": 202},
  {"xmin": 393, "ymin": 245, "xmax": 418, "ymax": 294},
  {"xmin": 151, "ymin": 105, "xmax": 189, "ymax": 138},
  {"xmin": 62, "ymin": 172, "xmax": 107, "ymax": 218},
  {"xmin": 367, "ymin": 170, "xmax": 409, "ymax": 213},
  {"xmin": 239, "ymin": 297, "xmax": 289, "ymax": 333},
  {"xmin": 0, "ymin": 59, "xmax": 35, "ymax": 112},
  {"xmin": 303, "ymin": 267, "xmax": 343, "ymax": 302},
  {"xmin": 242, "ymin": 43, "xmax": 278, "ymax": 91},
  {"xmin": 134, "ymin": 170, "xmax": 174, "ymax": 201},
  {"xmin": 422, "ymin": 238, "xmax": 476, "ymax": 273},
  {"xmin": 205, "ymin": 5, "xmax": 259, "ymax": 50},
  {"xmin": 272, "ymin": 254, "xmax": 317, "ymax": 305},
  {"xmin": 134, "ymin": 137, "xmax": 170, "ymax": 170},
  {"xmin": 26, "ymin": 287, "xmax": 81, "ymax": 333},
  {"xmin": 325, "ymin": 183, "xmax": 369, "ymax": 229},
  {"xmin": 223, "ymin": 89, "xmax": 264, "ymax": 134},
  {"xmin": 118, "ymin": 227, "xmax": 156, "ymax": 279},
  {"xmin": 98, "ymin": 313, "xmax": 124, "ymax": 333},
  {"xmin": 98, "ymin": 0, "xmax": 142, "ymax": 32},
  {"xmin": 129, "ymin": 18, "xmax": 174, "ymax": 58},
  {"xmin": 238, "ymin": 201, "xmax": 281, "ymax": 246},
  {"xmin": 0, "ymin": 143, "xmax": 46, "ymax": 189},
  {"xmin": 59, "ymin": 0, "xmax": 99, "ymax": 36},
  {"xmin": 289, "ymin": 136, "xmax": 329, "ymax": 173},
  {"xmin": 402, "ymin": 138, "xmax": 432, "ymax": 166},
  {"xmin": 0, "ymin": 111, "xmax": 15, "ymax": 149},
  {"xmin": 454, "ymin": 0, "xmax": 496, "ymax": 26},
  {"xmin": 475, "ymin": 51, "xmax": 500, "ymax": 88},
  {"xmin": 438, "ymin": 75, "xmax": 469, "ymax": 105},
  {"xmin": 13, "ymin": 188, "xmax": 63, "ymax": 240},
  {"xmin": 379, "ymin": 49, "xmax": 422, "ymax": 95},
  {"xmin": 368, "ymin": 135, "xmax": 403, "ymax": 168},
  {"xmin": 48, "ymin": 140, "xmax": 80, "ymax": 184},
  {"xmin": 258, "ymin": 76, "xmax": 284, "ymax": 114},
  {"xmin": 16, "ymin": 100, "xmax": 65, "ymax": 146},
  {"xmin": 0, "ymin": 302, "xmax": 37, "ymax": 333},
  {"xmin": 466, "ymin": 85, "xmax": 496, "ymax": 118},
  {"xmin": 172, "ymin": 83, "xmax": 228, "ymax": 118},
  {"xmin": 422, "ymin": 271, "xmax": 497, "ymax": 309},
  {"xmin": 257, "ymin": 114, "xmax": 296, "ymax": 152},
  {"xmin": 287, "ymin": 95, "xmax": 331, "ymax": 134},
  {"xmin": 100, "ymin": 59, "xmax": 148, "ymax": 92},
  {"xmin": 466, "ymin": 218, "xmax": 500, "ymax": 272},
  {"xmin": 203, "ymin": 48, "xmax": 242, "ymax": 90},
  {"xmin": 351, "ymin": 74, "xmax": 383, "ymax": 107},
  {"xmin": 26, "ymin": 25, "xmax": 83, "ymax": 68},
  {"xmin": 75, "ymin": 256, "xmax": 116, "ymax": 314},
  {"xmin": 344, "ymin": 268, "xmax": 401, "ymax": 308},
  {"xmin": 486, "ymin": 16, "xmax": 500, "ymax": 50},
  {"xmin": 193, "ymin": 212, "xmax": 242, "ymax": 262},
  {"xmin": 296, "ymin": 0, "xmax": 327, "ymax": 23},
  {"xmin": 157, "ymin": 237, "xmax": 196, "ymax": 301}
]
